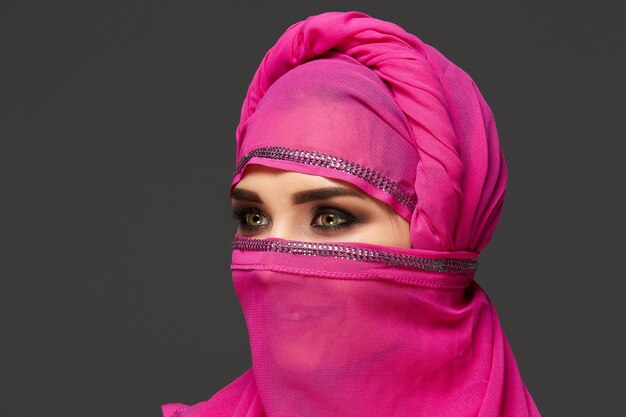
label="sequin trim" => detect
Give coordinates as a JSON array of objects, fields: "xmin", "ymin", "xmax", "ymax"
[
  {"xmin": 234, "ymin": 146, "xmax": 417, "ymax": 212},
  {"xmin": 233, "ymin": 237, "xmax": 478, "ymax": 272}
]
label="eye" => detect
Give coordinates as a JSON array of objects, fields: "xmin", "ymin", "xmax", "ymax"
[
  {"xmin": 311, "ymin": 207, "xmax": 355, "ymax": 230},
  {"xmin": 232, "ymin": 207, "xmax": 270, "ymax": 231},
  {"xmin": 317, "ymin": 212, "xmax": 344, "ymax": 227},
  {"xmin": 245, "ymin": 212, "xmax": 268, "ymax": 227}
]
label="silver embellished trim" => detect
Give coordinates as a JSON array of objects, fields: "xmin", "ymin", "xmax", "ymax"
[
  {"xmin": 234, "ymin": 146, "xmax": 417, "ymax": 212},
  {"xmin": 233, "ymin": 237, "xmax": 478, "ymax": 272}
]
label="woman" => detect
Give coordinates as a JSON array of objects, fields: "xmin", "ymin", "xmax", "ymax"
[{"xmin": 162, "ymin": 11, "xmax": 541, "ymax": 417}]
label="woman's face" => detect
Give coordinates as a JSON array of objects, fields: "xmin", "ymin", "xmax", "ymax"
[
  {"xmin": 231, "ymin": 165, "xmax": 416, "ymax": 375},
  {"xmin": 230, "ymin": 165, "xmax": 411, "ymax": 248}
]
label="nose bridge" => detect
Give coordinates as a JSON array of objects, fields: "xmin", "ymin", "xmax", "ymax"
[{"xmin": 267, "ymin": 213, "xmax": 301, "ymax": 241}]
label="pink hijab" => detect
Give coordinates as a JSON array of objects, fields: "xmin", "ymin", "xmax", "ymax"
[{"xmin": 162, "ymin": 11, "xmax": 540, "ymax": 417}]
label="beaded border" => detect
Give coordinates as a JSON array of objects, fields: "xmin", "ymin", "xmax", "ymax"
[
  {"xmin": 234, "ymin": 146, "xmax": 417, "ymax": 212},
  {"xmin": 233, "ymin": 237, "xmax": 478, "ymax": 272}
]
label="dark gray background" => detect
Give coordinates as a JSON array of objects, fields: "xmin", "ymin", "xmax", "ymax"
[{"xmin": 1, "ymin": 1, "xmax": 624, "ymax": 416}]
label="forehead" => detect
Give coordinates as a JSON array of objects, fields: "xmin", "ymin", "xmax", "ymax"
[{"xmin": 233, "ymin": 165, "xmax": 365, "ymax": 195}]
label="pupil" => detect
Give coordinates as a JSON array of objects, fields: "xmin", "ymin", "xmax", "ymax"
[{"xmin": 324, "ymin": 214, "xmax": 335, "ymax": 225}]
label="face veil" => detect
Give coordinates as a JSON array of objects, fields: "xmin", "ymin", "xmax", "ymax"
[
  {"xmin": 162, "ymin": 11, "xmax": 540, "ymax": 417},
  {"xmin": 231, "ymin": 238, "xmax": 489, "ymax": 417}
]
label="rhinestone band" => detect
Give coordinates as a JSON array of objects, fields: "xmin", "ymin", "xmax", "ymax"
[
  {"xmin": 233, "ymin": 236, "xmax": 478, "ymax": 273},
  {"xmin": 234, "ymin": 147, "xmax": 417, "ymax": 212}
]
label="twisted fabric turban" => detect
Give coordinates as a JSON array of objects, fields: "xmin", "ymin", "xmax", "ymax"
[{"xmin": 162, "ymin": 11, "xmax": 540, "ymax": 417}]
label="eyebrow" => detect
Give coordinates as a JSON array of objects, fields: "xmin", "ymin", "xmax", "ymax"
[
  {"xmin": 230, "ymin": 186, "xmax": 366, "ymax": 204},
  {"xmin": 291, "ymin": 187, "xmax": 365, "ymax": 204},
  {"xmin": 230, "ymin": 188, "xmax": 263, "ymax": 203}
]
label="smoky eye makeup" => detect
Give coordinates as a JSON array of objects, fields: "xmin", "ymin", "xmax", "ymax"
[
  {"xmin": 310, "ymin": 205, "xmax": 364, "ymax": 232},
  {"xmin": 232, "ymin": 204, "xmax": 367, "ymax": 234},
  {"xmin": 232, "ymin": 206, "xmax": 270, "ymax": 232}
]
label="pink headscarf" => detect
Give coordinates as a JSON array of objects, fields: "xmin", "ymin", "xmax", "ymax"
[{"xmin": 162, "ymin": 11, "xmax": 540, "ymax": 417}]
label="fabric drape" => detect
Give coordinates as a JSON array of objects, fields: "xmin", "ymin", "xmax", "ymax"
[{"xmin": 162, "ymin": 11, "xmax": 540, "ymax": 417}]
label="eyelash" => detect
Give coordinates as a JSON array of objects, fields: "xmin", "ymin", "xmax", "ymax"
[{"xmin": 231, "ymin": 206, "xmax": 359, "ymax": 233}]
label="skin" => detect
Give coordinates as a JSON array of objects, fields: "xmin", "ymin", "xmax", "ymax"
[{"xmin": 230, "ymin": 165, "xmax": 412, "ymax": 248}]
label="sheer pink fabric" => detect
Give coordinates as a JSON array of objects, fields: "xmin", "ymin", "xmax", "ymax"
[{"xmin": 162, "ymin": 11, "xmax": 540, "ymax": 417}]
